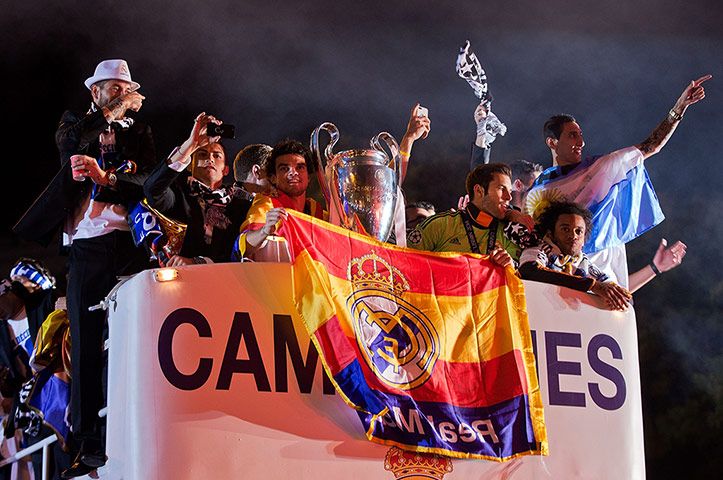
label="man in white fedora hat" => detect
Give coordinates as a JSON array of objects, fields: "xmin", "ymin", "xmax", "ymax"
[{"xmin": 14, "ymin": 59, "xmax": 157, "ymax": 478}]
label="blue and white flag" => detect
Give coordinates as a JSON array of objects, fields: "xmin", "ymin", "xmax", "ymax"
[{"xmin": 524, "ymin": 146, "xmax": 665, "ymax": 254}]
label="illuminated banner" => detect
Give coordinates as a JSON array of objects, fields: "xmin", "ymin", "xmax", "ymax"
[{"xmin": 104, "ymin": 264, "xmax": 644, "ymax": 479}]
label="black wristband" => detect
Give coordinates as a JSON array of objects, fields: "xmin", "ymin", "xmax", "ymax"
[{"xmin": 650, "ymin": 262, "xmax": 661, "ymax": 275}]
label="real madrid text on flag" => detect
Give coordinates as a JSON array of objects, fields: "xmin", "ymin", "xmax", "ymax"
[{"xmin": 277, "ymin": 210, "xmax": 548, "ymax": 461}]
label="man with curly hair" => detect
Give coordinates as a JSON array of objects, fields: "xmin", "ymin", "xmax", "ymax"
[
  {"xmin": 519, "ymin": 201, "xmax": 632, "ymax": 310},
  {"xmin": 233, "ymin": 139, "xmax": 327, "ymax": 260},
  {"xmin": 518, "ymin": 201, "xmax": 686, "ymax": 309}
]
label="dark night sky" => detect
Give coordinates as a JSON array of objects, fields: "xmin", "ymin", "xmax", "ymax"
[{"xmin": 2, "ymin": 1, "xmax": 722, "ymax": 476}]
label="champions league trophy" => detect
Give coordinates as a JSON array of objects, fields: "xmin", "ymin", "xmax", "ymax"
[{"xmin": 311, "ymin": 122, "xmax": 402, "ymax": 242}]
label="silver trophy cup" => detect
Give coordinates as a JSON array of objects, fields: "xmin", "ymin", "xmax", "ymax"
[{"xmin": 311, "ymin": 122, "xmax": 402, "ymax": 242}]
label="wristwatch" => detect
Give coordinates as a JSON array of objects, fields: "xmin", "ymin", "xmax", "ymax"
[{"xmin": 107, "ymin": 172, "xmax": 117, "ymax": 187}]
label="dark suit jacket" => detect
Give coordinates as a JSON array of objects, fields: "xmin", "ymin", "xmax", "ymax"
[
  {"xmin": 144, "ymin": 163, "xmax": 251, "ymax": 263},
  {"xmin": 13, "ymin": 109, "xmax": 156, "ymax": 246}
]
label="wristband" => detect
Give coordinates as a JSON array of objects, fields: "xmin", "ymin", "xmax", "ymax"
[
  {"xmin": 650, "ymin": 262, "xmax": 661, "ymax": 275},
  {"xmin": 399, "ymin": 150, "xmax": 410, "ymax": 157},
  {"xmin": 668, "ymin": 108, "xmax": 683, "ymax": 122}
]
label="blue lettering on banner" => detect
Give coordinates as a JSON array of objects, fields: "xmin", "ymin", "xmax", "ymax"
[
  {"xmin": 158, "ymin": 308, "xmax": 214, "ymax": 391},
  {"xmin": 533, "ymin": 330, "xmax": 626, "ymax": 411},
  {"xmin": 545, "ymin": 331, "xmax": 586, "ymax": 407},
  {"xmin": 156, "ymin": 309, "xmax": 626, "ymax": 412},
  {"xmin": 157, "ymin": 308, "xmax": 334, "ymax": 394},
  {"xmin": 587, "ymin": 334, "xmax": 626, "ymax": 410}
]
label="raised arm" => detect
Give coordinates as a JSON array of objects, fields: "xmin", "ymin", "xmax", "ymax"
[
  {"xmin": 628, "ymin": 238, "xmax": 687, "ymax": 293},
  {"xmin": 636, "ymin": 74, "xmax": 711, "ymax": 159},
  {"xmin": 398, "ymin": 104, "xmax": 431, "ymax": 183},
  {"xmin": 470, "ymin": 103, "xmax": 491, "ymax": 171},
  {"xmin": 166, "ymin": 112, "xmax": 222, "ymax": 168},
  {"xmin": 144, "ymin": 112, "xmax": 220, "ymax": 211}
]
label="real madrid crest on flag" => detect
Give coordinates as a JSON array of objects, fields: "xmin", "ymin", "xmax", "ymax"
[{"xmin": 346, "ymin": 251, "xmax": 439, "ymax": 391}]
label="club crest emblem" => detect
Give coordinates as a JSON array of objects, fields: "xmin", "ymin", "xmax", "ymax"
[
  {"xmin": 384, "ymin": 447, "xmax": 453, "ymax": 479},
  {"xmin": 347, "ymin": 251, "xmax": 439, "ymax": 390}
]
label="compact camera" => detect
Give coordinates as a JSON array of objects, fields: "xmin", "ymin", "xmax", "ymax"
[{"xmin": 207, "ymin": 122, "xmax": 236, "ymax": 139}]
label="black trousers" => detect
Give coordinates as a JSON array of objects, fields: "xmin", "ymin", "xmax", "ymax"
[{"xmin": 67, "ymin": 230, "xmax": 149, "ymax": 450}]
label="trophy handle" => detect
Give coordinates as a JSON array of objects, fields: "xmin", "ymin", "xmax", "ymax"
[
  {"xmin": 310, "ymin": 122, "xmax": 339, "ymax": 208},
  {"xmin": 371, "ymin": 132, "xmax": 402, "ymax": 188}
]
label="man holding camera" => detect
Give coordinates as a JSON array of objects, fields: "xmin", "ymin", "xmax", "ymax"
[
  {"xmin": 144, "ymin": 113, "xmax": 251, "ymax": 265},
  {"xmin": 14, "ymin": 59, "xmax": 156, "ymax": 478}
]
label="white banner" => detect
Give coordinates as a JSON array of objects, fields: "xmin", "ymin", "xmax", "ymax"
[{"xmin": 104, "ymin": 263, "xmax": 644, "ymax": 479}]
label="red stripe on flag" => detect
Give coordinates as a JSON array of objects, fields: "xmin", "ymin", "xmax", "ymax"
[
  {"xmin": 356, "ymin": 347, "xmax": 529, "ymax": 408},
  {"xmin": 312, "ymin": 315, "xmax": 357, "ymax": 376},
  {"xmin": 242, "ymin": 222, "xmax": 264, "ymax": 233},
  {"xmin": 281, "ymin": 212, "xmax": 508, "ymax": 297}
]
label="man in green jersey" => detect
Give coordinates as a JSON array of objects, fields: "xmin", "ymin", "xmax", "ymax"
[{"xmin": 407, "ymin": 163, "xmax": 533, "ymax": 268}]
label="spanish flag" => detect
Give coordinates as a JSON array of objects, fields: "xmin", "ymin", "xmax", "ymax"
[{"xmin": 278, "ymin": 209, "xmax": 547, "ymax": 461}]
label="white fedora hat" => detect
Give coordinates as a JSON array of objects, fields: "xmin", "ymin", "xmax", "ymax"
[{"xmin": 84, "ymin": 59, "xmax": 140, "ymax": 90}]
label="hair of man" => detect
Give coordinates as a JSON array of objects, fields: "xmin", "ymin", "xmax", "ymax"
[
  {"xmin": 92, "ymin": 79, "xmax": 109, "ymax": 89},
  {"xmin": 234, "ymin": 144, "xmax": 272, "ymax": 182},
  {"xmin": 537, "ymin": 200, "xmax": 594, "ymax": 242},
  {"xmin": 267, "ymin": 139, "xmax": 313, "ymax": 178},
  {"xmin": 465, "ymin": 162, "xmax": 512, "ymax": 200},
  {"xmin": 509, "ymin": 159, "xmax": 544, "ymax": 184},
  {"xmin": 406, "ymin": 201, "xmax": 435, "ymax": 212},
  {"xmin": 543, "ymin": 114, "xmax": 577, "ymax": 141}
]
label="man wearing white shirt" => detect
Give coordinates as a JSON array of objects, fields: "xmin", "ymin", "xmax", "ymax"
[
  {"xmin": 526, "ymin": 75, "xmax": 710, "ymax": 287},
  {"xmin": 14, "ymin": 59, "xmax": 156, "ymax": 478}
]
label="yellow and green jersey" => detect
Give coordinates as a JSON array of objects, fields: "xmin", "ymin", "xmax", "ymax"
[{"xmin": 406, "ymin": 204, "xmax": 534, "ymax": 262}]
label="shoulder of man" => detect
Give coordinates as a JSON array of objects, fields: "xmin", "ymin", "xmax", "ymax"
[
  {"xmin": 226, "ymin": 183, "xmax": 252, "ymax": 211},
  {"xmin": 56, "ymin": 108, "xmax": 106, "ymax": 136},
  {"xmin": 501, "ymin": 220, "xmax": 538, "ymax": 248},
  {"xmin": 407, "ymin": 209, "xmax": 460, "ymax": 247},
  {"xmin": 417, "ymin": 209, "xmax": 459, "ymax": 229}
]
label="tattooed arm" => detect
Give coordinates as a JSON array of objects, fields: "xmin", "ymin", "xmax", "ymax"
[
  {"xmin": 101, "ymin": 90, "xmax": 145, "ymax": 123},
  {"xmin": 636, "ymin": 74, "xmax": 711, "ymax": 159}
]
